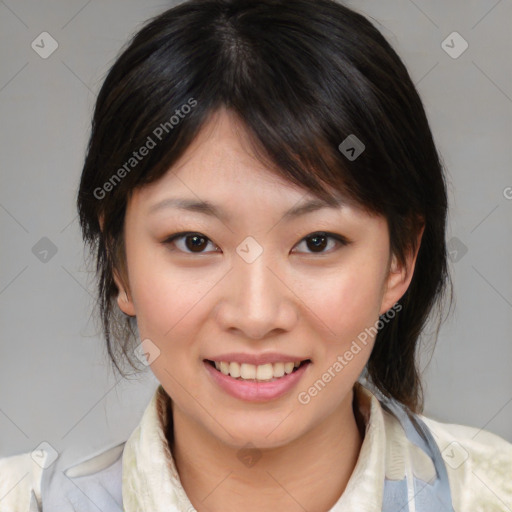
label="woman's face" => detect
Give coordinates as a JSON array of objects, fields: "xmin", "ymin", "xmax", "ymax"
[{"xmin": 114, "ymin": 107, "xmax": 418, "ymax": 449}]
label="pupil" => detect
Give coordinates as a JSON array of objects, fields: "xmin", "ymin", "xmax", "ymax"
[
  {"xmin": 308, "ymin": 234, "xmax": 326, "ymax": 252},
  {"xmin": 187, "ymin": 235, "xmax": 206, "ymax": 252}
]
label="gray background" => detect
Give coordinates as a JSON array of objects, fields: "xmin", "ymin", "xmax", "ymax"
[{"xmin": 1, "ymin": 0, "xmax": 511, "ymax": 462}]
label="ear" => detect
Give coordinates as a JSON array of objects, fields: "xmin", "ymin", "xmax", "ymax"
[
  {"xmin": 98, "ymin": 214, "xmax": 136, "ymax": 317},
  {"xmin": 113, "ymin": 269, "xmax": 136, "ymax": 317},
  {"xmin": 379, "ymin": 223, "xmax": 425, "ymax": 316}
]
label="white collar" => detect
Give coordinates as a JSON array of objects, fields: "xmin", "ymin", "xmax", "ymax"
[{"xmin": 121, "ymin": 382, "xmax": 402, "ymax": 512}]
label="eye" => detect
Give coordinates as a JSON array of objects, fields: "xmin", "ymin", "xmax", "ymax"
[
  {"xmin": 162, "ymin": 230, "xmax": 350, "ymax": 255},
  {"xmin": 163, "ymin": 232, "xmax": 220, "ymax": 254},
  {"xmin": 292, "ymin": 232, "xmax": 350, "ymax": 254}
]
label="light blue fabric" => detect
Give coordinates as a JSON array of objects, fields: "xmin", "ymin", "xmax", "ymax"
[
  {"xmin": 39, "ymin": 448, "xmax": 124, "ymax": 511},
  {"xmin": 39, "ymin": 393, "xmax": 455, "ymax": 511},
  {"xmin": 378, "ymin": 392, "xmax": 455, "ymax": 512}
]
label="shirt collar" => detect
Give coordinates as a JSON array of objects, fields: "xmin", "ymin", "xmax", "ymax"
[{"xmin": 122, "ymin": 382, "xmax": 389, "ymax": 512}]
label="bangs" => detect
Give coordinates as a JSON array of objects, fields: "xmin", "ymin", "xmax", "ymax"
[{"xmin": 88, "ymin": 0, "xmax": 408, "ymax": 228}]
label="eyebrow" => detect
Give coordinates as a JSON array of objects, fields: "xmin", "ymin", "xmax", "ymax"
[{"xmin": 148, "ymin": 196, "xmax": 344, "ymax": 222}]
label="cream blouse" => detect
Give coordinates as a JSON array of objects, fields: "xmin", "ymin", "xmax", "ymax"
[{"xmin": 0, "ymin": 383, "xmax": 511, "ymax": 511}]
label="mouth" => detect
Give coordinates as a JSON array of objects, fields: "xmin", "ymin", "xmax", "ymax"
[{"xmin": 204, "ymin": 359, "xmax": 312, "ymax": 383}]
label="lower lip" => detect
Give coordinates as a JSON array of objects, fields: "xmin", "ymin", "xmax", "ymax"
[{"xmin": 203, "ymin": 360, "xmax": 311, "ymax": 402}]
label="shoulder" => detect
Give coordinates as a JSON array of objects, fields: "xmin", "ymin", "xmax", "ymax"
[
  {"xmin": 0, "ymin": 450, "xmax": 45, "ymax": 511},
  {"xmin": 420, "ymin": 414, "xmax": 512, "ymax": 512},
  {"xmin": 0, "ymin": 442, "xmax": 126, "ymax": 512}
]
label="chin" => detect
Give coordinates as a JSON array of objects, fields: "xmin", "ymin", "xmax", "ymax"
[{"xmin": 211, "ymin": 412, "xmax": 305, "ymax": 450}]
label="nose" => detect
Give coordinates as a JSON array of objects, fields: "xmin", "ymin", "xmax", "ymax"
[{"xmin": 214, "ymin": 249, "xmax": 299, "ymax": 340}]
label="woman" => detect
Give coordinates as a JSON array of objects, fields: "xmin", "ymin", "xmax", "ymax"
[{"xmin": 1, "ymin": 0, "xmax": 511, "ymax": 510}]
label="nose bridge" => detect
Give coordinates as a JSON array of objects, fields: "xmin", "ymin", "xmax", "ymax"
[
  {"xmin": 218, "ymin": 243, "xmax": 297, "ymax": 338},
  {"xmin": 239, "ymin": 249, "xmax": 277, "ymax": 312}
]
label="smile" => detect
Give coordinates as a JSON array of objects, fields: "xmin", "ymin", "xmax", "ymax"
[
  {"xmin": 206, "ymin": 359, "xmax": 310, "ymax": 382},
  {"xmin": 204, "ymin": 359, "xmax": 312, "ymax": 402}
]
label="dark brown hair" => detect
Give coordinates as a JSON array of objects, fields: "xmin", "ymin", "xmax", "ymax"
[{"xmin": 76, "ymin": 0, "xmax": 453, "ymax": 413}]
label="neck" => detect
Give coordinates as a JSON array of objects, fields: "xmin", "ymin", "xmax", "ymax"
[{"xmin": 168, "ymin": 388, "xmax": 364, "ymax": 512}]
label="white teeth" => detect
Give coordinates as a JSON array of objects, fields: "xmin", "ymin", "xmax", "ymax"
[
  {"xmin": 220, "ymin": 361, "xmax": 230, "ymax": 375},
  {"xmin": 211, "ymin": 360, "xmax": 306, "ymax": 381},
  {"xmin": 256, "ymin": 363, "xmax": 274, "ymax": 380},
  {"xmin": 273, "ymin": 362, "xmax": 285, "ymax": 377},
  {"xmin": 229, "ymin": 361, "xmax": 241, "ymax": 378},
  {"xmin": 240, "ymin": 363, "xmax": 256, "ymax": 379}
]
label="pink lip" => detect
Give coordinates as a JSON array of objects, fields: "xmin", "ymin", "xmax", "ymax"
[
  {"xmin": 203, "ymin": 360, "xmax": 311, "ymax": 402},
  {"xmin": 206, "ymin": 352, "xmax": 309, "ymax": 366}
]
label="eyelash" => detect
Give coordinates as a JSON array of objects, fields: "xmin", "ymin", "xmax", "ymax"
[{"xmin": 162, "ymin": 231, "xmax": 351, "ymax": 255}]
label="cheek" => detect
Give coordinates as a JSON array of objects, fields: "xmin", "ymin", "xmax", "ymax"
[
  {"xmin": 126, "ymin": 244, "xmax": 217, "ymax": 346},
  {"xmin": 293, "ymin": 258, "xmax": 386, "ymax": 341},
  {"xmin": 130, "ymin": 262, "xmax": 216, "ymax": 394},
  {"xmin": 135, "ymin": 272, "xmax": 214, "ymax": 339},
  {"xmin": 297, "ymin": 264, "xmax": 383, "ymax": 400}
]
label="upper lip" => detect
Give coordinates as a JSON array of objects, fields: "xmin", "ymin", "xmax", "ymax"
[{"xmin": 205, "ymin": 353, "xmax": 311, "ymax": 365}]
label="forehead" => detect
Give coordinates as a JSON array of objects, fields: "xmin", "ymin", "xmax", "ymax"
[
  {"xmin": 167, "ymin": 107, "xmax": 286, "ymax": 186},
  {"xmin": 124, "ymin": 107, "xmax": 381, "ymax": 232},
  {"xmin": 129, "ymin": 108, "xmax": 341, "ymax": 212}
]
